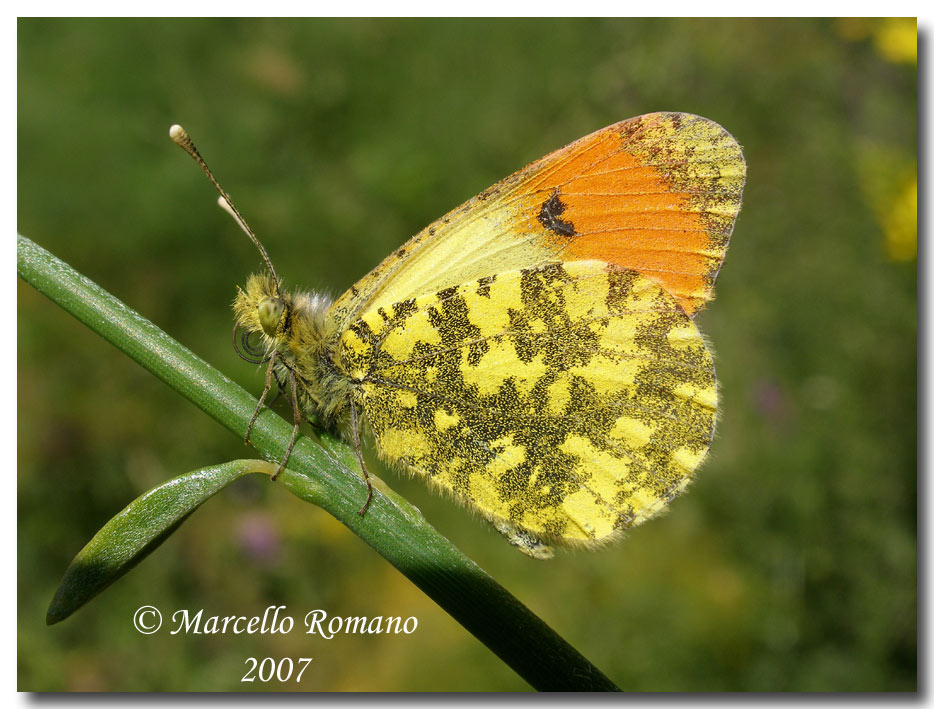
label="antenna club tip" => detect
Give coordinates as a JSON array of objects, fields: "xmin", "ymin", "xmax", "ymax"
[{"xmin": 169, "ymin": 124, "xmax": 189, "ymax": 145}]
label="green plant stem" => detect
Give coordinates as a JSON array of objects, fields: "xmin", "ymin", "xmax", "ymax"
[{"xmin": 18, "ymin": 234, "xmax": 620, "ymax": 692}]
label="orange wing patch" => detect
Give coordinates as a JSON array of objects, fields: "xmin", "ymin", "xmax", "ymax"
[
  {"xmin": 515, "ymin": 113, "xmax": 745, "ymax": 314},
  {"xmin": 330, "ymin": 112, "xmax": 744, "ymax": 328}
]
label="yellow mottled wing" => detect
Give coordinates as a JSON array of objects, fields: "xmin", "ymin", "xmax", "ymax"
[
  {"xmin": 329, "ymin": 112, "xmax": 745, "ymax": 332},
  {"xmin": 337, "ymin": 260, "xmax": 716, "ymax": 549}
]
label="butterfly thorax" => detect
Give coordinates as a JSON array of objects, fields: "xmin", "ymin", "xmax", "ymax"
[{"xmin": 234, "ymin": 273, "xmax": 355, "ymax": 431}]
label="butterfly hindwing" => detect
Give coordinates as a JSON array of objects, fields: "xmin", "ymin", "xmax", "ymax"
[{"xmin": 337, "ymin": 260, "xmax": 717, "ymax": 549}]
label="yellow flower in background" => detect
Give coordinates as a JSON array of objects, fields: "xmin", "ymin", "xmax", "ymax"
[
  {"xmin": 882, "ymin": 177, "xmax": 917, "ymax": 262},
  {"xmin": 874, "ymin": 18, "xmax": 917, "ymax": 64},
  {"xmin": 856, "ymin": 142, "xmax": 917, "ymax": 263},
  {"xmin": 835, "ymin": 18, "xmax": 917, "ymax": 65}
]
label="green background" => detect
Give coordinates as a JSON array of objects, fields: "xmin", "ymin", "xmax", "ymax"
[{"xmin": 18, "ymin": 18, "xmax": 917, "ymax": 691}]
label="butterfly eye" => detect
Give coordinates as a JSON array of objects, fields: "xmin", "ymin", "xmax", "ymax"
[{"xmin": 257, "ymin": 297, "xmax": 285, "ymax": 337}]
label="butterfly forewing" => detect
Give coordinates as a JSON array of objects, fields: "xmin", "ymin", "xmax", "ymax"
[{"xmin": 328, "ymin": 112, "xmax": 745, "ymax": 333}]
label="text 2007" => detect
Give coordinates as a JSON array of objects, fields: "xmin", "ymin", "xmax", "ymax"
[{"xmin": 241, "ymin": 657, "xmax": 312, "ymax": 683}]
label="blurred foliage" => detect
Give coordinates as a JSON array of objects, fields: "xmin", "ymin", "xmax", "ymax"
[{"xmin": 18, "ymin": 18, "xmax": 916, "ymax": 691}]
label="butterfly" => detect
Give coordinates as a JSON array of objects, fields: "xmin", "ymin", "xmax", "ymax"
[{"xmin": 172, "ymin": 112, "xmax": 745, "ymax": 558}]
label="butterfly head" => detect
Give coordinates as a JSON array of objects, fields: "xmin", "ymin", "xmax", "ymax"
[
  {"xmin": 234, "ymin": 273, "xmax": 291, "ymax": 345},
  {"xmin": 234, "ymin": 272, "xmax": 334, "ymax": 359}
]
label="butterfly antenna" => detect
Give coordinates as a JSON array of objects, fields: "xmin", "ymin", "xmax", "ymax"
[{"xmin": 169, "ymin": 124, "xmax": 281, "ymax": 294}]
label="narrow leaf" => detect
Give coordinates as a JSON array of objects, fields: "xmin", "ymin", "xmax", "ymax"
[{"xmin": 46, "ymin": 460, "xmax": 281, "ymax": 625}]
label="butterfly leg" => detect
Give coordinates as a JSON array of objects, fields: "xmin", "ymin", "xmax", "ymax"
[
  {"xmin": 350, "ymin": 398, "xmax": 374, "ymax": 516},
  {"xmin": 267, "ymin": 367, "xmax": 286, "ymax": 408},
  {"xmin": 271, "ymin": 366, "xmax": 301, "ymax": 482},
  {"xmin": 246, "ymin": 350, "xmax": 279, "ymax": 445}
]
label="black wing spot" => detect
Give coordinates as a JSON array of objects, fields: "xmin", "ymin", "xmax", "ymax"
[{"xmin": 537, "ymin": 188, "xmax": 576, "ymax": 237}]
